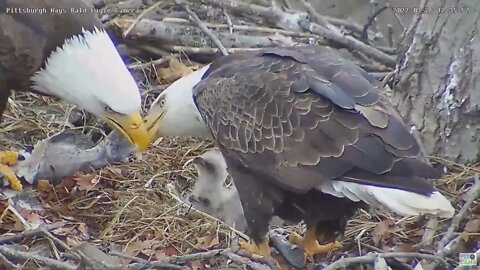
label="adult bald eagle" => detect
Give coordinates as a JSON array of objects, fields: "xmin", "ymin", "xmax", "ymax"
[
  {"xmin": 0, "ymin": 0, "xmax": 149, "ymax": 190},
  {"xmin": 145, "ymin": 46, "xmax": 455, "ymax": 258}
]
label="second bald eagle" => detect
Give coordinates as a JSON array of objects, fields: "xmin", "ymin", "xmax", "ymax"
[{"xmin": 145, "ymin": 46, "xmax": 454, "ymax": 258}]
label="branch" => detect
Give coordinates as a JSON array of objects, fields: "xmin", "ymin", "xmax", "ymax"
[
  {"xmin": 361, "ymin": 4, "xmax": 390, "ymax": 41},
  {"xmin": 323, "ymin": 252, "xmax": 449, "ymax": 270},
  {"xmin": 122, "ymin": 0, "xmax": 163, "ymax": 38},
  {"xmin": 0, "ymin": 245, "xmax": 76, "ymax": 270},
  {"xmin": 109, "ymin": 18, "xmax": 295, "ymax": 50},
  {"xmin": 175, "ymin": 1, "xmax": 229, "ymax": 56},
  {"xmin": 0, "ymin": 251, "xmax": 18, "ymax": 270},
  {"xmin": 161, "ymin": 17, "xmax": 313, "ymax": 37},
  {"xmin": 299, "ymin": 20, "xmax": 396, "ymax": 68},
  {"xmin": 202, "ymin": 0, "xmax": 396, "ymax": 67},
  {"xmin": 0, "ymin": 222, "xmax": 66, "ymax": 244},
  {"xmin": 437, "ymin": 174, "xmax": 480, "ymax": 254}
]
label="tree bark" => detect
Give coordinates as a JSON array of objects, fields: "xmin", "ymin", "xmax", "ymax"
[{"xmin": 391, "ymin": 0, "xmax": 480, "ymax": 164}]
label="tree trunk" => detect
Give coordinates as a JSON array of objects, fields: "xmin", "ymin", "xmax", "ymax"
[{"xmin": 391, "ymin": 0, "xmax": 480, "ymax": 164}]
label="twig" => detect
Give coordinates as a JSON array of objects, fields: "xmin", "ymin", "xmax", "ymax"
[
  {"xmin": 175, "ymin": 1, "xmax": 229, "ymax": 56},
  {"xmin": 323, "ymin": 252, "xmax": 449, "ymax": 270},
  {"xmin": 161, "ymin": 17, "xmax": 314, "ymax": 37},
  {"xmin": 117, "ymin": 251, "xmax": 189, "ymax": 270},
  {"xmin": 116, "ymin": 248, "xmax": 273, "ymax": 270},
  {"xmin": 421, "ymin": 217, "xmax": 438, "ymax": 248},
  {"xmin": 437, "ymin": 174, "xmax": 480, "ymax": 254},
  {"xmin": 361, "ymin": 4, "xmax": 390, "ymax": 41},
  {"xmin": 0, "ymin": 222, "xmax": 66, "ymax": 244},
  {"xmin": 160, "ymin": 249, "xmax": 223, "ymax": 265},
  {"xmin": 164, "ymin": 45, "xmax": 261, "ymax": 56},
  {"xmin": 0, "ymin": 251, "xmax": 18, "ymax": 269},
  {"xmin": 128, "ymin": 56, "xmax": 177, "ymax": 70},
  {"xmin": 298, "ymin": 0, "xmax": 330, "ymax": 28},
  {"xmin": 223, "ymin": 250, "xmax": 273, "ymax": 270},
  {"xmin": 223, "ymin": 10, "xmax": 234, "ymax": 34},
  {"xmin": 40, "ymin": 229, "xmax": 72, "ymax": 252},
  {"xmin": 0, "ymin": 245, "xmax": 76, "ymax": 270},
  {"xmin": 122, "ymin": 0, "xmax": 163, "ymax": 38},
  {"xmin": 299, "ymin": 20, "xmax": 396, "ymax": 68}
]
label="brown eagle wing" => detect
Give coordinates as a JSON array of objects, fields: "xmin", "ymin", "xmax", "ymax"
[
  {"xmin": 193, "ymin": 46, "xmax": 440, "ymax": 194},
  {"xmin": 0, "ymin": 0, "xmax": 102, "ymax": 89}
]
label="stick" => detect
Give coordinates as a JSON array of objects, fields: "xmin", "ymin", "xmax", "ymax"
[
  {"xmin": 120, "ymin": 252, "xmax": 189, "ymax": 270},
  {"xmin": 323, "ymin": 252, "xmax": 449, "ymax": 270},
  {"xmin": 0, "ymin": 252, "xmax": 18, "ymax": 269},
  {"xmin": 161, "ymin": 17, "xmax": 314, "ymax": 37},
  {"xmin": 361, "ymin": 4, "xmax": 390, "ymax": 41},
  {"xmin": 159, "ymin": 249, "xmax": 223, "ymax": 265},
  {"xmin": 175, "ymin": 1, "xmax": 229, "ymax": 56},
  {"xmin": 162, "ymin": 45, "xmax": 262, "ymax": 58},
  {"xmin": 111, "ymin": 18, "xmax": 298, "ymax": 50},
  {"xmin": 298, "ymin": 0, "xmax": 330, "ymax": 28},
  {"xmin": 122, "ymin": 0, "xmax": 163, "ymax": 38},
  {"xmin": 437, "ymin": 174, "xmax": 480, "ymax": 254},
  {"xmin": 299, "ymin": 20, "xmax": 396, "ymax": 68},
  {"xmin": 117, "ymin": 248, "xmax": 273, "ymax": 270},
  {"xmin": 0, "ymin": 245, "xmax": 77, "ymax": 270},
  {"xmin": 0, "ymin": 222, "xmax": 66, "ymax": 244},
  {"xmin": 223, "ymin": 250, "xmax": 273, "ymax": 270},
  {"xmin": 128, "ymin": 55, "xmax": 177, "ymax": 70}
]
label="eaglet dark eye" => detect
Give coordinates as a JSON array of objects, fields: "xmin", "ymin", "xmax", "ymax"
[{"xmin": 199, "ymin": 197, "xmax": 210, "ymax": 206}]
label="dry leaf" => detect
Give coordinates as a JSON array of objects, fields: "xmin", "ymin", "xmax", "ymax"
[
  {"xmin": 190, "ymin": 260, "xmax": 205, "ymax": 270},
  {"xmin": 195, "ymin": 234, "xmax": 219, "ymax": 250},
  {"xmin": 154, "ymin": 245, "xmax": 179, "ymax": 260},
  {"xmin": 391, "ymin": 243, "xmax": 417, "ymax": 263},
  {"xmin": 26, "ymin": 212, "xmax": 44, "ymax": 229},
  {"xmin": 72, "ymin": 173, "xmax": 99, "ymax": 191},
  {"xmin": 464, "ymin": 219, "xmax": 480, "ymax": 233},
  {"xmin": 461, "ymin": 218, "xmax": 480, "ymax": 242},
  {"xmin": 372, "ymin": 219, "xmax": 397, "ymax": 247},
  {"xmin": 77, "ymin": 223, "xmax": 89, "ymax": 238},
  {"xmin": 163, "ymin": 245, "xmax": 179, "ymax": 256},
  {"xmin": 124, "ymin": 239, "xmax": 162, "ymax": 258},
  {"xmin": 53, "ymin": 226, "xmax": 75, "ymax": 236},
  {"xmin": 36, "ymin": 179, "xmax": 53, "ymax": 193},
  {"xmin": 66, "ymin": 236, "xmax": 81, "ymax": 247},
  {"xmin": 156, "ymin": 58, "xmax": 194, "ymax": 83}
]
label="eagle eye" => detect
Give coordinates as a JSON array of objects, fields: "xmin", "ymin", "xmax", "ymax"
[
  {"xmin": 105, "ymin": 106, "xmax": 115, "ymax": 113},
  {"xmin": 157, "ymin": 96, "xmax": 166, "ymax": 107}
]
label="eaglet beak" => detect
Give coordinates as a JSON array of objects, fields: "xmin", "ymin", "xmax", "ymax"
[{"xmin": 103, "ymin": 111, "xmax": 149, "ymax": 151}]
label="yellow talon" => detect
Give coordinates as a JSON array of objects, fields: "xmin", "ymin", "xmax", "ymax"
[
  {"xmin": 0, "ymin": 164, "xmax": 22, "ymax": 191},
  {"xmin": 289, "ymin": 228, "xmax": 342, "ymax": 258},
  {"xmin": 0, "ymin": 150, "xmax": 19, "ymax": 166},
  {"xmin": 239, "ymin": 238, "xmax": 271, "ymax": 258}
]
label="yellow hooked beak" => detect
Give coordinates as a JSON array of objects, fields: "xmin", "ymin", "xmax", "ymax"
[
  {"xmin": 143, "ymin": 103, "xmax": 166, "ymax": 143},
  {"xmin": 104, "ymin": 111, "xmax": 149, "ymax": 151}
]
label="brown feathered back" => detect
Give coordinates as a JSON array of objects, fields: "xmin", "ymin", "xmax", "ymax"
[
  {"xmin": 0, "ymin": 0, "xmax": 102, "ymax": 118},
  {"xmin": 193, "ymin": 46, "xmax": 441, "ymax": 195}
]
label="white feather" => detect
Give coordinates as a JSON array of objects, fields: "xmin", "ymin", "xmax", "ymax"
[
  {"xmin": 31, "ymin": 27, "xmax": 141, "ymax": 117},
  {"xmin": 318, "ymin": 181, "xmax": 455, "ymax": 218},
  {"xmin": 153, "ymin": 65, "xmax": 212, "ymax": 138}
]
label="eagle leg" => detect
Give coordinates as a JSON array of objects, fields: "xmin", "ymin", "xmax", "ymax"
[
  {"xmin": 238, "ymin": 238, "xmax": 271, "ymax": 258},
  {"xmin": 288, "ymin": 227, "xmax": 342, "ymax": 257},
  {"xmin": 0, "ymin": 150, "xmax": 23, "ymax": 190}
]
